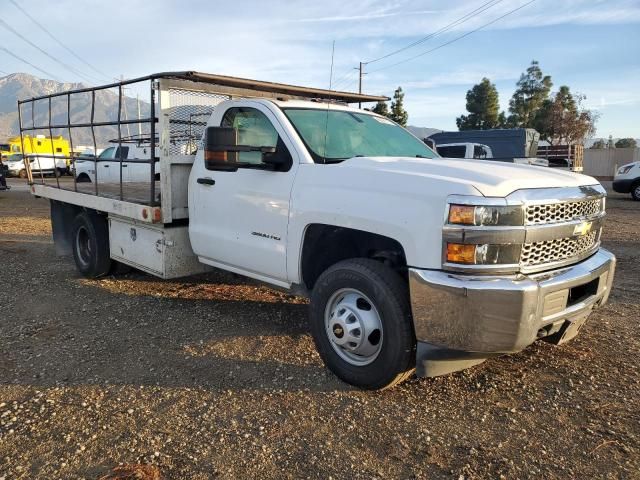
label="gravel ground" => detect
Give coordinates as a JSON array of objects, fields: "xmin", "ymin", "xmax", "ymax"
[{"xmin": 0, "ymin": 177, "xmax": 638, "ymax": 479}]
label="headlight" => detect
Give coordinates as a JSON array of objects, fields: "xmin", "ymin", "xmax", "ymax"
[
  {"xmin": 448, "ymin": 204, "xmax": 524, "ymax": 226},
  {"xmin": 617, "ymin": 164, "xmax": 634, "ymax": 174},
  {"xmin": 446, "ymin": 243, "xmax": 521, "ymax": 266}
]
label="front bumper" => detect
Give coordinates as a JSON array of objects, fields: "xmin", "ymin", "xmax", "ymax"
[{"xmin": 409, "ymin": 249, "xmax": 616, "ymax": 377}]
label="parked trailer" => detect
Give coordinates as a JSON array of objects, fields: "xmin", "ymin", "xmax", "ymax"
[
  {"xmin": 427, "ymin": 128, "xmax": 540, "ymax": 160},
  {"xmin": 537, "ymin": 144, "xmax": 584, "ymax": 172},
  {"xmin": 21, "ymin": 71, "xmax": 616, "ymax": 390}
]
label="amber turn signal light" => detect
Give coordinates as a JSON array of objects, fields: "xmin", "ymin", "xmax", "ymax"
[
  {"xmin": 448, "ymin": 205, "xmax": 475, "ymax": 225},
  {"xmin": 446, "ymin": 243, "xmax": 476, "ymax": 264},
  {"xmin": 205, "ymin": 150, "xmax": 227, "ymax": 162}
]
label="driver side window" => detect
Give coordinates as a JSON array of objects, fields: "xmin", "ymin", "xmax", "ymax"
[{"xmin": 221, "ymin": 107, "xmax": 283, "ymax": 166}]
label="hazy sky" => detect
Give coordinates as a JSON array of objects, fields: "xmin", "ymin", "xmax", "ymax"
[{"xmin": 1, "ymin": 0, "xmax": 639, "ymax": 137}]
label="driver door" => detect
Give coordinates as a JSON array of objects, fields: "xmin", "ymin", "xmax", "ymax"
[{"xmin": 189, "ymin": 103, "xmax": 297, "ymax": 286}]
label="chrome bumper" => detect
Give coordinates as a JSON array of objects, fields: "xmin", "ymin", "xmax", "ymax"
[{"xmin": 409, "ymin": 249, "xmax": 616, "ymax": 377}]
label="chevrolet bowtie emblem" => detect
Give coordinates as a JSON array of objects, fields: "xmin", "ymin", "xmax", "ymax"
[{"xmin": 573, "ymin": 221, "xmax": 593, "ymax": 237}]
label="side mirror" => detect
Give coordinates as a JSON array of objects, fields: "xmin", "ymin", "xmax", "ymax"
[
  {"xmin": 205, "ymin": 126, "xmax": 278, "ymax": 171},
  {"xmin": 204, "ymin": 127, "xmax": 239, "ymax": 171}
]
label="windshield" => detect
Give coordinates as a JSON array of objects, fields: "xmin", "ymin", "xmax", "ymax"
[{"xmin": 283, "ymin": 108, "xmax": 438, "ymax": 163}]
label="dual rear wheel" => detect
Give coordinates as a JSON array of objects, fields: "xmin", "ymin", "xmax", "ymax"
[
  {"xmin": 71, "ymin": 211, "xmax": 113, "ymax": 278},
  {"xmin": 70, "ymin": 211, "xmax": 133, "ymax": 277}
]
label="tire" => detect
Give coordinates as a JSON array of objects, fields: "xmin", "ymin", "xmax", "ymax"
[
  {"xmin": 632, "ymin": 182, "xmax": 640, "ymax": 201},
  {"xmin": 70, "ymin": 211, "xmax": 112, "ymax": 278},
  {"xmin": 18, "ymin": 169, "xmax": 27, "ymax": 179},
  {"xmin": 309, "ymin": 258, "xmax": 416, "ymax": 390}
]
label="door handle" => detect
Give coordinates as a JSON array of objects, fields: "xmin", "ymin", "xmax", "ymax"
[{"xmin": 197, "ymin": 177, "xmax": 215, "ymax": 186}]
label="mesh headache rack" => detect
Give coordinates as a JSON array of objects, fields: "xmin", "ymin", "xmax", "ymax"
[{"xmin": 18, "ymin": 72, "xmax": 387, "ymax": 222}]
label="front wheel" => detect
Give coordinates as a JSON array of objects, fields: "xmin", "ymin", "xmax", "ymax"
[
  {"xmin": 632, "ymin": 182, "xmax": 640, "ymax": 201},
  {"xmin": 309, "ymin": 258, "xmax": 416, "ymax": 390},
  {"xmin": 18, "ymin": 169, "xmax": 27, "ymax": 179}
]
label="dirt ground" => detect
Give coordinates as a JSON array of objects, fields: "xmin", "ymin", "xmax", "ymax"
[{"xmin": 0, "ymin": 177, "xmax": 638, "ymax": 479}]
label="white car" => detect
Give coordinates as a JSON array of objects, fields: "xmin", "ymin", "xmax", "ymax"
[
  {"xmin": 613, "ymin": 162, "xmax": 640, "ymax": 200},
  {"xmin": 74, "ymin": 144, "xmax": 159, "ymax": 183},
  {"xmin": 7, "ymin": 153, "xmax": 66, "ymax": 178}
]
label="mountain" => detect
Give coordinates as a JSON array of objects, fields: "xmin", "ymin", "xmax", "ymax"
[{"xmin": 0, "ymin": 73, "xmax": 148, "ymax": 148}]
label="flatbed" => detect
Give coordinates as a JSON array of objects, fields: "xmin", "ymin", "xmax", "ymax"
[{"xmin": 21, "ymin": 71, "xmax": 385, "ymax": 225}]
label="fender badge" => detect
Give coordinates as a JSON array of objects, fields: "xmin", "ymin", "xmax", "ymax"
[{"xmin": 573, "ymin": 221, "xmax": 592, "ymax": 237}]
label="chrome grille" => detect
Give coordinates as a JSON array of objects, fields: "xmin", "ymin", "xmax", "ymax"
[
  {"xmin": 525, "ymin": 198, "xmax": 603, "ymax": 225},
  {"xmin": 520, "ymin": 230, "xmax": 599, "ymax": 268}
]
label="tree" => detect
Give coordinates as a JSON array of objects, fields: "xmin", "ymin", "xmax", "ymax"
[
  {"xmin": 534, "ymin": 86, "xmax": 598, "ymax": 145},
  {"xmin": 372, "ymin": 100, "xmax": 390, "ymax": 118},
  {"xmin": 590, "ymin": 139, "xmax": 606, "ymax": 149},
  {"xmin": 389, "ymin": 87, "xmax": 408, "ymax": 127},
  {"xmin": 508, "ymin": 60, "xmax": 553, "ymax": 128},
  {"xmin": 456, "ymin": 77, "xmax": 504, "ymax": 130},
  {"xmin": 615, "ymin": 138, "xmax": 637, "ymax": 148}
]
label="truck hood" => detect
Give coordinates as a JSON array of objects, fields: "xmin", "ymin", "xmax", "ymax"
[{"xmin": 340, "ymin": 156, "xmax": 599, "ymax": 197}]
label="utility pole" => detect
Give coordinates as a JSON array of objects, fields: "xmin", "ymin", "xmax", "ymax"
[{"xmin": 358, "ymin": 62, "xmax": 363, "ymax": 109}]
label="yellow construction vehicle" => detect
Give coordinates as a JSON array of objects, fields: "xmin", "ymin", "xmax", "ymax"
[{"xmin": 1, "ymin": 135, "xmax": 71, "ymax": 168}]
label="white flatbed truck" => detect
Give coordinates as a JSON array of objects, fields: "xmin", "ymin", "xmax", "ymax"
[{"xmin": 22, "ymin": 71, "xmax": 616, "ymax": 389}]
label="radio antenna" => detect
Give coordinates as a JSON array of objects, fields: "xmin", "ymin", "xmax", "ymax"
[{"xmin": 322, "ymin": 40, "xmax": 335, "ymax": 164}]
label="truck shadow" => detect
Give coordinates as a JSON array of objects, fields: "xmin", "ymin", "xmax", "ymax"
[{"xmin": 3, "ymin": 266, "xmax": 359, "ymax": 393}]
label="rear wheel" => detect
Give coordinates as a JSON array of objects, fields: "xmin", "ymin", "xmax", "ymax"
[
  {"xmin": 632, "ymin": 182, "xmax": 640, "ymax": 201},
  {"xmin": 71, "ymin": 211, "xmax": 112, "ymax": 278},
  {"xmin": 309, "ymin": 258, "xmax": 415, "ymax": 390}
]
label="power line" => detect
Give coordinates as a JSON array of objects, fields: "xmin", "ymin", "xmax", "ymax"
[
  {"xmin": 364, "ymin": 0, "xmax": 505, "ymax": 65},
  {"xmin": 8, "ymin": 0, "xmax": 112, "ymax": 82},
  {"xmin": 332, "ymin": 70, "xmax": 359, "ymax": 90},
  {"xmin": 0, "ymin": 47, "xmax": 61, "ymax": 81},
  {"xmin": 330, "ymin": 67, "xmax": 358, "ymax": 89},
  {"xmin": 367, "ymin": 0, "xmax": 537, "ymax": 74},
  {"xmin": 0, "ymin": 17, "xmax": 96, "ymax": 84}
]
